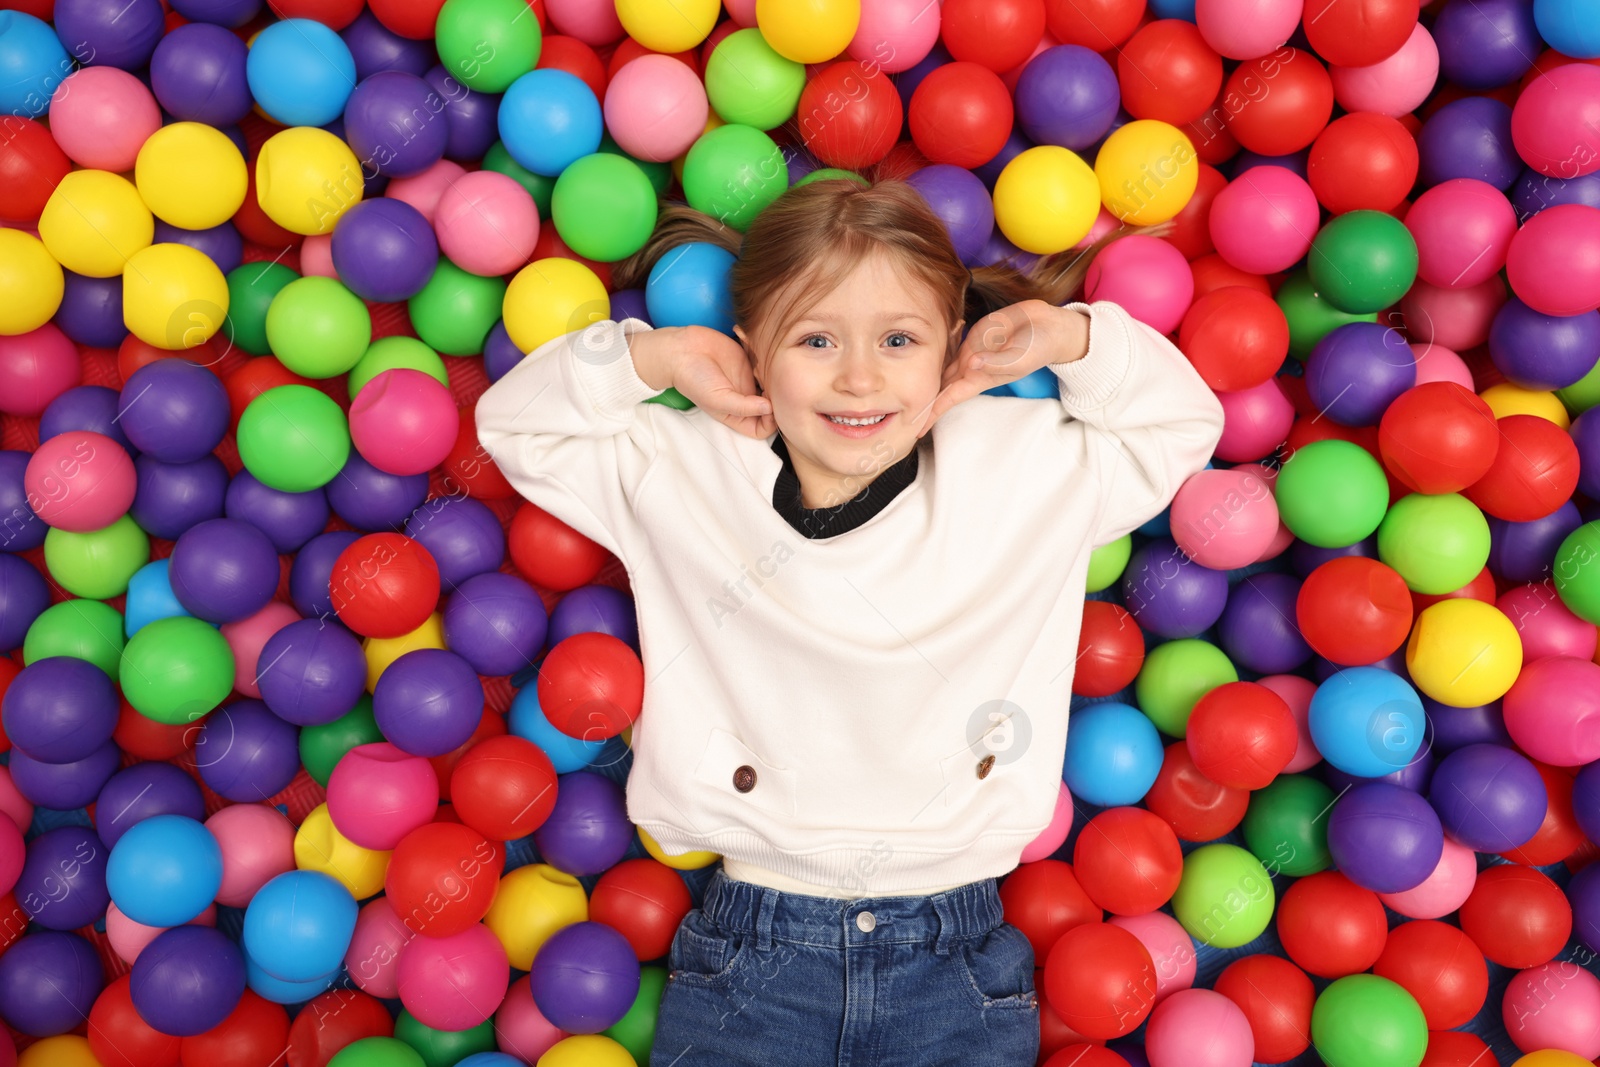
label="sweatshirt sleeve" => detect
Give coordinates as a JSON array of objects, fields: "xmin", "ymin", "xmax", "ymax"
[
  {"xmin": 474, "ymin": 318, "xmax": 665, "ymax": 562},
  {"xmin": 1050, "ymin": 300, "xmax": 1226, "ymax": 546}
]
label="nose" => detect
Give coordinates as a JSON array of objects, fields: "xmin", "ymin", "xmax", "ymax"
[{"xmin": 832, "ymin": 343, "xmax": 884, "ymax": 395}]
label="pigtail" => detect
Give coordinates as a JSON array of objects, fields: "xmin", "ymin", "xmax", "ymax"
[
  {"xmin": 965, "ymin": 220, "xmax": 1175, "ymax": 325},
  {"xmin": 611, "ymin": 202, "xmax": 743, "ymax": 291}
]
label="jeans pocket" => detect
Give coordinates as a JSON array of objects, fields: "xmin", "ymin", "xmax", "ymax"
[
  {"xmin": 956, "ymin": 922, "xmax": 1039, "ymax": 1012},
  {"xmin": 668, "ymin": 910, "xmax": 752, "ymax": 988}
]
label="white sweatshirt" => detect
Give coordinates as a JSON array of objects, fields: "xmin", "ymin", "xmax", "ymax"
[{"xmin": 476, "ymin": 302, "xmax": 1224, "ymax": 896}]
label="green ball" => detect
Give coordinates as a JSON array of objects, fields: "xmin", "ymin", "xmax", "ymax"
[
  {"xmin": 120, "ymin": 615, "xmax": 234, "ymax": 725},
  {"xmin": 1308, "ymin": 210, "xmax": 1419, "ymax": 314},
  {"xmin": 237, "ymin": 384, "xmax": 351, "ymax": 492},
  {"xmin": 1559, "ymin": 354, "xmax": 1600, "ymax": 416},
  {"xmin": 796, "ymin": 167, "xmax": 869, "ymax": 187},
  {"xmin": 1311, "ymin": 974, "xmax": 1428, "ymax": 1067},
  {"xmin": 1086, "ymin": 536, "xmax": 1132, "ymax": 593},
  {"xmin": 1276, "ymin": 269, "xmax": 1378, "ymax": 361},
  {"xmin": 408, "ymin": 258, "xmax": 506, "ymax": 356},
  {"xmin": 1555, "ymin": 521, "xmax": 1600, "ymax": 624},
  {"xmin": 299, "ymin": 695, "xmax": 382, "ymax": 787},
  {"xmin": 1134, "ymin": 638, "xmax": 1237, "ymax": 738},
  {"xmin": 435, "ymin": 0, "xmax": 540, "ymax": 94},
  {"xmin": 1171, "ymin": 843, "xmax": 1275, "ymax": 948},
  {"xmin": 682, "ymin": 124, "xmax": 787, "ymax": 232},
  {"xmin": 24, "ymin": 599, "xmax": 126, "ymax": 677},
  {"xmin": 329, "ymin": 1038, "xmax": 425, "ymax": 1067},
  {"xmin": 266, "ymin": 276, "xmax": 373, "ymax": 378},
  {"xmin": 224, "ymin": 262, "xmax": 299, "ymax": 356},
  {"xmin": 1276, "ymin": 439, "xmax": 1390, "ymax": 548},
  {"xmin": 43, "ymin": 515, "xmax": 148, "ymax": 600},
  {"xmin": 1377, "ymin": 492, "xmax": 1490, "ymax": 594},
  {"xmin": 1242, "ymin": 774, "xmax": 1334, "ymax": 877},
  {"xmin": 349, "ymin": 336, "xmax": 447, "ymax": 400},
  {"xmin": 705, "ymin": 28, "xmax": 805, "ymax": 130},
  {"xmin": 599, "ymin": 133, "xmax": 671, "ymax": 196},
  {"xmin": 483, "ymin": 141, "xmax": 555, "ymax": 217},
  {"xmin": 393, "ymin": 1011, "xmax": 495, "ymax": 1067},
  {"xmin": 551, "ymin": 152, "xmax": 659, "ymax": 262},
  {"xmin": 603, "ymin": 966, "xmax": 667, "ymax": 1061}
]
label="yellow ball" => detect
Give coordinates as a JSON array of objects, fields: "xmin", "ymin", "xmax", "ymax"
[
  {"xmin": 19, "ymin": 1036, "xmax": 100, "ymax": 1067},
  {"xmin": 38, "ymin": 170, "xmax": 154, "ymax": 278},
  {"xmin": 994, "ymin": 146, "xmax": 1101, "ymax": 254},
  {"xmin": 639, "ymin": 824, "xmax": 719, "ymax": 870},
  {"xmin": 1513, "ymin": 1054, "xmax": 1595, "ymax": 1067},
  {"xmin": 756, "ymin": 0, "xmax": 859, "ymax": 63},
  {"xmin": 256, "ymin": 126, "xmax": 365, "ymax": 236},
  {"xmin": 538, "ymin": 1035, "xmax": 638, "ymax": 1067},
  {"xmin": 1406, "ymin": 598, "xmax": 1524, "ymax": 708},
  {"xmin": 503, "ymin": 258, "xmax": 609, "ymax": 353},
  {"xmin": 0, "ymin": 230, "xmax": 64, "ymax": 336},
  {"xmin": 617, "ymin": 0, "xmax": 719, "ymax": 51},
  {"xmin": 364, "ymin": 613, "xmax": 445, "ymax": 692},
  {"xmin": 122, "ymin": 243, "xmax": 231, "ymax": 351},
  {"xmin": 1095, "ymin": 119, "xmax": 1200, "ymax": 225},
  {"xmin": 136, "ymin": 121, "xmax": 249, "ymax": 230},
  {"xmin": 484, "ymin": 863, "xmax": 589, "ymax": 969},
  {"xmin": 295, "ymin": 803, "xmax": 391, "ymax": 899},
  {"xmin": 1481, "ymin": 383, "xmax": 1571, "ymax": 429}
]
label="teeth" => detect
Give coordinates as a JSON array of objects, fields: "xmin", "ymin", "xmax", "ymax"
[{"xmin": 827, "ymin": 414, "xmax": 887, "ymax": 426}]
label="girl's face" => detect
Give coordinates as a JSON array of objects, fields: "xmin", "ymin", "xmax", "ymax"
[{"xmin": 735, "ymin": 249, "xmax": 962, "ymax": 511}]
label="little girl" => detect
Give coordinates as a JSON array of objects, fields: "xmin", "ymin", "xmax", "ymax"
[{"xmin": 476, "ymin": 178, "xmax": 1224, "ymax": 1066}]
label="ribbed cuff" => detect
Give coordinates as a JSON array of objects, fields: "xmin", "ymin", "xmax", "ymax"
[
  {"xmin": 1051, "ymin": 301, "xmax": 1131, "ymax": 412},
  {"xmin": 570, "ymin": 317, "xmax": 665, "ymax": 418}
]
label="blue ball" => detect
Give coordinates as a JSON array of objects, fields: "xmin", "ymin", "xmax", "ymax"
[
  {"xmin": 1147, "ymin": 0, "xmax": 1196, "ymax": 19},
  {"xmin": 1062, "ymin": 701, "xmax": 1163, "ymax": 807},
  {"xmin": 1307, "ymin": 665, "xmax": 1425, "ymax": 778},
  {"xmin": 106, "ymin": 814, "xmax": 223, "ymax": 928},
  {"xmin": 0, "ymin": 13, "xmax": 71, "ymax": 117},
  {"xmin": 245, "ymin": 955, "xmax": 338, "ymax": 1005},
  {"xmin": 498, "ymin": 68, "xmax": 603, "ymax": 177},
  {"xmin": 125, "ymin": 559, "xmax": 198, "ymax": 637},
  {"xmin": 1536, "ymin": 0, "xmax": 1600, "ymax": 59},
  {"xmin": 457, "ymin": 1055, "xmax": 525, "ymax": 1067},
  {"xmin": 645, "ymin": 242, "xmax": 736, "ymax": 335},
  {"xmin": 245, "ymin": 18, "xmax": 358, "ymax": 127},
  {"xmin": 243, "ymin": 870, "xmax": 358, "ymax": 982},
  {"xmin": 509, "ymin": 685, "xmax": 602, "ymax": 774}
]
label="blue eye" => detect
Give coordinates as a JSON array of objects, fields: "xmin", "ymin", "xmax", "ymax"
[
  {"xmin": 886, "ymin": 333, "xmax": 911, "ymax": 348},
  {"xmin": 801, "ymin": 335, "xmax": 830, "ymax": 348}
]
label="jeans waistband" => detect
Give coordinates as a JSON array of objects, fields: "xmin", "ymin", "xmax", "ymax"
[{"xmin": 700, "ymin": 867, "xmax": 1006, "ymax": 956}]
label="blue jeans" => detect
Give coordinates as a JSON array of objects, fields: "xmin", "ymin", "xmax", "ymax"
[{"xmin": 649, "ymin": 867, "xmax": 1041, "ymax": 1066}]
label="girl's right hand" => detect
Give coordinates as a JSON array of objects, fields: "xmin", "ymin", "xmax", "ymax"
[{"xmin": 634, "ymin": 325, "xmax": 775, "ymax": 439}]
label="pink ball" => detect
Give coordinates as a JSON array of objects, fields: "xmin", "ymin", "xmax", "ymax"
[
  {"xmin": 1214, "ymin": 376, "xmax": 1294, "ymax": 462},
  {"xmin": 48, "ymin": 67, "xmax": 161, "ymax": 172},
  {"xmin": 0, "ymin": 324, "xmax": 81, "ymax": 417},
  {"xmin": 106, "ymin": 902, "xmax": 217, "ymax": 965},
  {"xmin": 603, "ymin": 55, "xmax": 709, "ymax": 163},
  {"xmin": 1209, "ymin": 167, "xmax": 1320, "ymax": 274},
  {"xmin": 849, "ymin": 0, "xmax": 944, "ymax": 72},
  {"xmin": 220, "ymin": 601, "xmax": 300, "ymax": 699},
  {"xmin": 1169, "ymin": 467, "xmax": 1280, "ymax": 569},
  {"xmin": 723, "ymin": 0, "xmax": 758, "ymax": 25},
  {"xmin": 1144, "ymin": 988, "xmax": 1254, "ymax": 1067},
  {"xmin": 495, "ymin": 975, "xmax": 569, "ymax": 1064},
  {"xmin": 346, "ymin": 898, "xmax": 414, "ymax": 999},
  {"xmin": 0, "ymin": 816, "xmax": 22, "ymax": 898},
  {"xmin": 23, "ymin": 430, "xmax": 136, "ymax": 533},
  {"xmin": 1409, "ymin": 342, "xmax": 1474, "ymax": 390},
  {"xmin": 1506, "ymin": 203, "xmax": 1600, "ymax": 315},
  {"xmin": 1075, "ymin": 207, "xmax": 1123, "ymax": 249},
  {"xmin": 0, "ymin": 768, "xmax": 34, "ymax": 836},
  {"xmin": 326, "ymin": 742, "xmax": 440, "ymax": 851},
  {"xmin": 1504, "ymin": 963, "xmax": 1600, "ymax": 1057},
  {"xmin": 298, "ymin": 233, "xmax": 338, "ymax": 280},
  {"xmin": 397, "ymin": 922, "xmax": 511, "ymax": 1031},
  {"xmin": 1257, "ymin": 674, "xmax": 1320, "ymax": 772},
  {"xmin": 1085, "ymin": 235, "xmax": 1195, "ymax": 335},
  {"xmin": 545, "ymin": 0, "xmax": 625, "ymax": 46},
  {"xmin": 1108, "ymin": 911, "xmax": 1196, "ymax": 1005},
  {"xmin": 1512, "ymin": 63, "xmax": 1600, "ymax": 179},
  {"xmin": 433, "ymin": 171, "xmax": 540, "ymax": 277},
  {"xmin": 1195, "ymin": 0, "xmax": 1303, "ymax": 60},
  {"xmin": 1405, "ymin": 178, "xmax": 1518, "ymax": 289},
  {"xmin": 205, "ymin": 803, "xmax": 296, "ymax": 908},
  {"xmin": 386, "ymin": 160, "xmax": 469, "ymax": 224},
  {"xmin": 1400, "ymin": 276, "xmax": 1506, "ymax": 350},
  {"xmin": 1377, "ymin": 834, "xmax": 1476, "ymax": 918},
  {"xmin": 348, "ymin": 368, "xmax": 461, "ymax": 476},
  {"xmin": 1503, "ymin": 655, "xmax": 1600, "ymax": 767},
  {"xmin": 1498, "ymin": 586, "xmax": 1599, "ymax": 663},
  {"xmin": 1330, "ymin": 23, "xmax": 1439, "ymax": 116},
  {"xmin": 1019, "ymin": 780, "xmax": 1073, "ymax": 863}
]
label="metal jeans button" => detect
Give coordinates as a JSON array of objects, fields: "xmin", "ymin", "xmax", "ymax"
[{"xmin": 856, "ymin": 910, "xmax": 876, "ymax": 932}]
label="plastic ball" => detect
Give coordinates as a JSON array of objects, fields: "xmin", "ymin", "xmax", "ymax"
[
  {"xmin": 1143, "ymin": 987, "xmax": 1253, "ymax": 1067},
  {"xmin": 255, "ymin": 127, "xmax": 365, "ymax": 237},
  {"xmin": 1330, "ymin": 23, "xmax": 1439, "ymax": 117},
  {"xmin": 205, "ymin": 804, "xmax": 294, "ymax": 908},
  {"xmin": 532, "ymin": 770, "xmax": 630, "ymax": 875},
  {"xmin": 589, "ymin": 858, "xmax": 691, "ymax": 962},
  {"xmin": 428, "ymin": 171, "xmax": 538, "ymax": 278},
  {"xmin": 385, "ymin": 819, "xmax": 499, "ymax": 937},
  {"xmin": 1195, "ymin": 0, "xmax": 1301, "ymax": 59},
  {"xmin": 23, "ymin": 429, "xmax": 133, "ymax": 535},
  {"xmin": 499, "ymin": 68, "xmax": 602, "ymax": 177},
  {"xmin": 1209, "ymin": 166, "xmax": 1318, "ymax": 274},
  {"xmin": 1461, "ymin": 863, "xmax": 1571, "ymax": 970},
  {"xmin": 323, "ymin": 742, "xmax": 437, "ymax": 851},
  {"xmin": 134, "ymin": 122, "xmax": 247, "ymax": 232},
  {"xmin": 1212, "ymin": 955, "xmax": 1313, "ymax": 1064},
  {"xmin": 1406, "ymin": 598, "xmax": 1523, "ymax": 707},
  {"xmin": 0, "ymin": 236, "xmax": 64, "ymax": 338},
  {"xmin": 149, "ymin": 23, "xmax": 252, "ymax": 126},
  {"xmin": 1326, "ymin": 782, "xmax": 1443, "ymax": 894},
  {"xmin": 483, "ymin": 863, "xmax": 588, "ymax": 970},
  {"xmin": 1072, "ymin": 808, "xmax": 1183, "ymax": 916},
  {"xmin": 397, "ymin": 922, "xmax": 510, "ymax": 1031},
  {"xmin": 118, "ymin": 615, "xmax": 235, "ymax": 725},
  {"xmin": 129, "ymin": 925, "xmax": 246, "ymax": 1038},
  {"xmin": 47, "ymin": 67, "xmax": 161, "ymax": 173},
  {"xmin": 1117, "ymin": 21, "xmax": 1222, "ymax": 127},
  {"xmin": 1275, "ymin": 439, "xmax": 1389, "ymax": 547},
  {"xmin": 1378, "ymin": 382, "xmax": 1498, "ymax": 494},
  {"xmin": 0, "ymin": 932, "xmax": 104, "ymax": 1037},
  {"xmin": 1012, "ymin": 45, "xmax": 1118, "ymax": 151},
  {"xmin": 1294, "ymin": 556, "xmax": 1411, "ymax": 666},
  {"xmin": 1377, "ymin": 492, "xmax": 1490, "ymax": 595},
  {"xmin": 106, "ymin": 814, "xmax": 221, "ymax": 928},
  {"xmin": 1308, "ymin": 665, "xmax": 1425, "ymax": 778},
  {"xmin": 1171, "ymin": 843, "xmax": 1273, "ymax": 948},
  {"xmin": 246, "ymin": 18, "xmax": 358, "ymax": 126},
  {"xmin": 450, "ymin": 735, "xmax": 559, "ymax": 841},
  {"xmin": 1307, "ymin": 210, "xmax": 1419, "ymax": 314},
  {"xmin": 1096, "ymin": 120, "xmax": 1200, "ymax": 226},
  {"xmin": 1185, "ymin": 681, "xmax": 1296, "ymax": 789},
  {"xmin": 1277, "ymin": 871, "xmax": 1388, "ymax": 978},
  {"xmin": 244, "ymin": 870, "xmax": 358, "ymax": 983},
  {"xmin": 1042, "ymin": 922, "xmax": 1156, "ymax": 1040},
  {"xmin": 373, "ymin": 647, "xmax": 482, "ymax": 756},
  {"xmin": 503, "ymin": 257, "xmax": 608, "ymax": 353},
  {"xmin": 1369, "ymin": 920, "xmax": 1488, "ymax": 1032},
  {"xmin": 327, "ymin": 198, "xmax": 438, "ymax": 303},
  {"xmin": 1310, "ymin": 974, "xmax": 1427, "ymax": 1067},
  {"xmin": 1307, "ymin": 113, "xmax": 1418, "ymax": 215},
  {"xmin": 702, "ymin": 29, "xmax": 796, "ymax": 132},
  {"xmin": 38, "ymin": 170, "xmax": 153, "ymax": 280},
  {"xmin": 755, "ymin": 0, "xmax": 859, "ymax": 63},
  {"xmin": 796, "ymin": 60, "xmax": 903, "ymax": 170},
  {"xmin": 680, "ymin": 123, "xmax": 788, "ymax": 231},
  {"xmin": 908, "ymin": 61, "xmax": 1014, "ymax": 171},
  {"xmin": 347, "ymin": 368, "xmax": 459, "ymax": 477},
  {"xmin": 529, "ymin": 920, "xmax": 639, "ymax": 1034}
]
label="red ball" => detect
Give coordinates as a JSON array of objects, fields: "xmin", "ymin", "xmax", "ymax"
[
  {"xmin": 1378, "ymin": 382, "xmax": 1500, "ymax": 494},
  {"xmin": 223, "ymin": 357, "xmax": 316, "ymax": 429},
  {"xmin": 1073, "ymin": 601, "xmax": 1145, "ymax": 697},
  {"xmin": 1372, "ymin": 920, "xmax": 1489, "ymax": 1030},
  {"xmin": 0, "ymin": 117, "xmax": 69, "ymax": 225},
  {"xmin": 1046, "ymin": 0, "xmax": 1143, "ymax": 49},
  {"xmin": 941, "ymin": 0, "xmax": 1048, "ymax": 72},
  {"xmin": 908, "ymin": 62, "xmax": 1014, "ymax": 169},
  {"xmin": 385, "ymin": 821, "xmax": 503, "ymax": 937},
  {"xmin": 1458, "ymin": 864, "xmax": 1572, "ymax": 968},
  {"xmin": 1044, "ymin": 1047, "xmax": 1132, "ymax": 1067},
  {"xmin": 1421, "ymin": 1030, "xmax": 1496, "ymax": 1067},
  {"xmin": 286, "ymin": 989, "xmax": 395, "ymax": 1067},
  {"xmin": 1184, "ymin": 681, "xmax": 1296, "ymax": 790},
  {"xmin": 113, "ymin": 696, "xmax": 195, "ymax": 761},
  {"xmin": 1117, "ymin": 21, "xmax": 1223, "ymax": 127},
  {"xmin": 1072, "ymin": 808, "xmax": 1183, "ymax": 915},
  {"xmin": 449, "ymin": 735, "xmax": 559, "ymax": 841},
  {"xmin": 1042, "ymin": 923, "xmax": 1156, "ymax": 1040},
  {"xmin": 366, "ymin": 0, "xmax": 443, "ymax": 38},
  {"xmin": 508, "ymin": 501, "xmax": 608, "ymax": 591},
  {"xmin": 429, "ymin": 709, "xmax": 509, "ymax": 803},
  {"xmin": 998, "ymin": 859, "xmax": 1103, "ymax": 962},
  {"xmin": 1308, "ymin": 112, "xmax": 1420, "ymax": 215},
  {"xmin": 440, "ymin": 406, "xmax": 517, "ymax": 501},
  {"xmin": 1411, "ymin": 565, "xmax": 1496, "ymax": 616},
  {"xmin": 1501, "ymin": 762, "xmax": 1586, "ymax": 867},
  {"xmin": 1276, "ymin": 871, "xmax": 1389, "ymax": 978},
  {"xmin": 1302, "ymin": 0, "xmax": 1417, "ymax": 67},
  {"xmin": 530, "ymin": 225, "xmax": 612, "ymax": 288},
  {"xmin": 90, "ymin": 975, "xmax": 182, "ymax": 1067},
  {"xmin": 180, "ymin": 990, "xmax": 290, "ymax": 1067},
  {"xmin": 589, "ymin": 857, "xmax": 693, "ymax": 961},
  {"xmin": 1296, "ymin": 556, "xmax": 1414, "ymax": 666},
  {"xmin": 1178, "ymin": 285, "xmax": 1289, "ymax": 391},
  {"xmin": 1164, "ymin": 162, "xmax": 1228, "ymax": 261},
  {"xmin": 798, "ymin": 61, "xmax": 904, "ymax": 170},
  {"xmin": 1212, "ymin": 954, "xmax": 1314, "ymax": 1064},
  {"xmin": 1223, "ymin": 49, "xmax": 1332, "ymax": 157},
  {"xmin": 330, "ymin": 533, "xmax": 441, "ymax": 639},
  {"xmin": 1143, "ymin": 742, "xmax": 1249, "ymax": 841},
  {"xmin": 537, "ymin": 632, "xmax": 644, "ymax": 741},
  {"xmin": 235, "ymin": 163, "xmax": 304, "ymax": 249},
  {"xmin": 541, "ymin": 35, "xmax": 609, "ymax": 103},
  {"xmin": 609, "ymin": 37, "xmax": 700, "ymax": 81},
  {"xmin": 1463, "ymin": 413, "xmax": 1581, "ymax": 522},
  {"xmin": 268, "ymin": 0, "xmax": 363, "ymax": 27},
  {"xmin": 1189, "ymin": 253, "xmax": 1270, "ymax": 299}
]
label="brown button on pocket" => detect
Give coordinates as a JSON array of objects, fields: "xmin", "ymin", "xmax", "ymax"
[
  {"xmin": 733, "ymin": 765, "xmax": 757, "ymax": 792},
  {"xmin": 977, "ymin": 754, "xmax": 995, "ymax": 779}
]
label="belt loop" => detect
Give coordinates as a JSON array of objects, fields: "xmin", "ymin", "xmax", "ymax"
[
  {"xmin": 931, "ymin": 891, "xmax": 957, "ymax": 957},
  {"xmin": 754, "ymin": 886, "xmax": 777, "ymax": 953}
]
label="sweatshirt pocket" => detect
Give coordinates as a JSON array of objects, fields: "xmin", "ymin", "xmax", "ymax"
[
  {"xmin": 692, "ymin": 727, "xmax": 798, "ymax": 820},
  {"xmin": 939, "ymin": 711, "xmax": 1026, "ymax": 810}
]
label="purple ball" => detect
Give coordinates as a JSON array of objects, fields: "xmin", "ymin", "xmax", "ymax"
[
  {"xmin": 1231, "ymin": 148, "xmax": 1310, "ymax": 180},
  {"xmin": 531, "ymin": 771, "xmax": 631, "ymax": 876},
  {"xmin": 132, "ymin": 454, "xmax": 230, "ymax": 540},
  {"xmin": 979, "ymin": 226, "xmax": 1040, "ymax": 272},
  {"xmin": 1575, "ymin": 411, "xmax": 1600, "ymax": 500},
  {"xmin": 1326, "ymin": 781, "xmax": 1444, "ymax": 894},
  {"xmin": 39, "ymin": 385, "xmax": 136, "ymax": 452},
  {"xmin": 344, "ymin": 71, "xmax": 449, "ymax": 178},
  {"xmin": 609, "ymin": 289, "xmax": 650, "ymax": 326},
  {"xmin": 0, "ymin": 932, "xmax": 104, "ymax": 1036},
  {"xmin": 442, "ymin": 572, "xmax": 548, "ymax": 677},
  {"xmin": 1015, "ymin": 45, "xmax": 1119, "ymax": 151},
  {"xmin": 168, "ymin": 517, "xmax": 281, "ymax": 623},
  {"xmin": 1569, "ymin": 861, "xmax": 1600, "ymax": 954},
  {"xmin": 53, "ymin": 0, "xmax": 164, "ymax": 69},
  {"xmin": 95, "ymin": 762, "xmax": 206, "ymax": 848},
  {"xmin": 130, "ymin": 925, "xmax": 247, "ymax": 1037},
  {"xmin": 1433, "ymin": 0, "xmax": 1538, "ymax": 89},
  {"xmin": 1425, "ymin": 696, "xmax": 1511, "ymax": 753},
  {"xmin": 10, "ymin": 739, "xmax": 121, "ymax": 811},
  {"xmin": 528, "ymin": 920, "xmax": 641, "ymax": 1033},
  {"xmin": 54, "ymin": 270, "xmax": 127, "ymax": 348},
  {"xmin": 1119, "ymin": 537, "xmax": 1229, "ymax": 639},
  {"xmin": 330, "ymin": 197, "xmax": 439, "ymax": 303},
  {"xmin": 1322, "ymin": 731, "xmax": 1434, "ymax": 793},
  {"xmin": 118, "ymin": 359, "xmax": 230, "ymax": 463},
  {"xmin": 1514, "ymin": 168, "xmax": 1600, "ymax": 221},
  {"xmin": 1217, "ymin": 572, "xmax": 1312, "ymax": 674},
  {"xmin": 257, "ymin": 617, "xmax": 368, "ymax": 725},
  {"xmin": 972, "ymin": 126, "xmax": 1034, "ymax": 190},
  {"xmin": 1290, "ymin": 535, "xmax": 1375, "ymax": 577},
  {"xmin": 326, "ymin": 450, "xmax": 429, "ymax": 531},
  {"xmin": 0, "ymin": 554, "xmax": 49, "ymax": 653},
  {"xmin": 785, "ymin": 143, "xmax": 821, "ymax": 184},
  {"xmin": 1428, "ymin": 742, "xmax": 1546, "ymax": 852},
  {"xmin": 424, "ymin": 66, "xmax": 500, "ymax": 160},
  {"xmin": 154, "ymin": 220, "xmax": 244, "ymax": 275},
  {"xmin": 0, "ymin": 451, "xmax": 46, "ymax": 552},
  {"xmin": 1490, "ymin": 298, "xmax": 1600, "ymax": 391},
  {"xmin": 15, "ymin": 826, "xmax": 110, "ymax": 931},
  {"xmin": 1313, "ymin": 647, "xmax": 1410, "ymax": 683},
  {"xmin": 289, "ymin": 531, "xmax": 362, "ymax": 620},
  {"xmin": 1306, "ymin": 322, "xmax": 1417, "ymax": 427},
  {"xmin": 150, "ymin": 22, "xmax": 253, "ymax": 125},
  {"xmin": 2, "ymin": 655, "xmax": 119, "ymax": 763},
  {"xmin": 196, "ymin": 699, "xmax": 301, "ymax": 801},
  {"xmin": 405, "ymin": 496, "xmax": 506, "ymax": 589},
  {"xmin": 894, "ymin": 41, "xmax": 953, "ymax": 112},
  {"xmin": 547, "ymin": 584, "xmax": 637, "ymax": 651},
  {"xmin": 168, "ymin": 0, "xmax": 258, "ymax": 27},
  {"xmin": 341, "ymin": 9, "xmax": 436, "ymax": 80},
  {"xmin": 905, "ymin": 164, "xmax": 995, "ymax": 266},
  {"xmin": 1573, "ymin": 759, "xmax": 1600, "ymax": 844},
  {"xmin": 1107, "ymin": 1041, "xmax": 1150, "ymax": 1067},
  {"xmin": 1417, "ymin": 96, "xmax": 1519, "ymax": 190},
  {"xmin": 483, "ymin": 319, "xmax": 524, "ymax": 383},
  {"xmin": 1489, "ymin": 501, "xmax": 1582, "ymax": 583},
  {"xmin": 225, "ymin": 470, "xmax": 330, "ymax": 554},
  {"xmin": 372, "ymin": 647, "xmax": 485, "ymax": 756}
]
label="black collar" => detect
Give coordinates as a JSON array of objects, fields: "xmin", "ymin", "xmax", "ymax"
[{"xmin": 770, "ymin": 434, "xmax": 920, "ymax": 539}]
